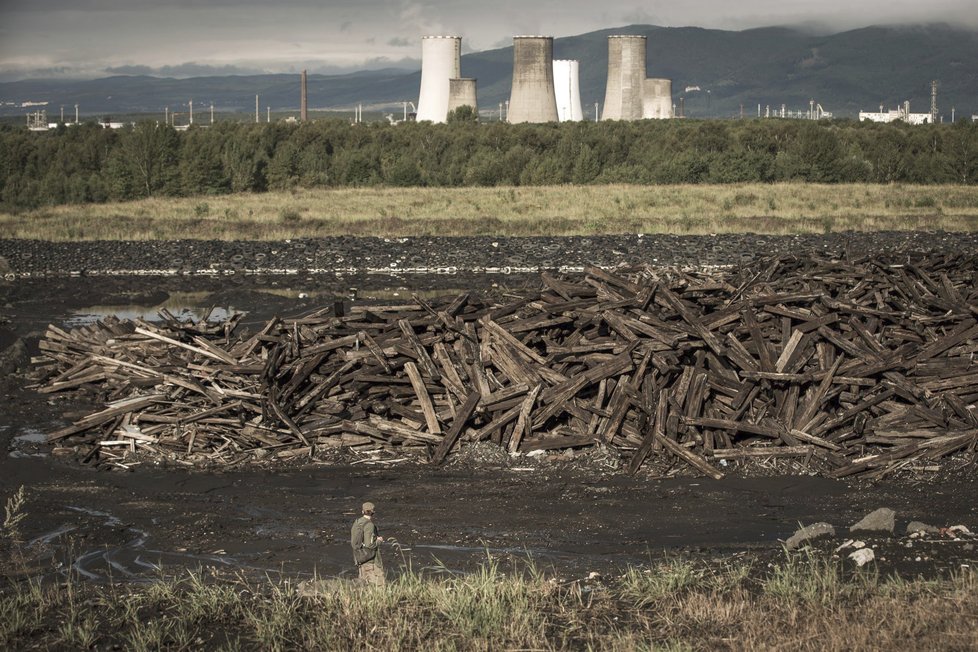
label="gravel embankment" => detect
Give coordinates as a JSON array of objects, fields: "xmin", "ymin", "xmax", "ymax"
[{"xmin": 2, "ymin": 231, "xmax": 977, "ymax": 278}]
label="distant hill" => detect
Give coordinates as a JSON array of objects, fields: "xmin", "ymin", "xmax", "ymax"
[{"xmin": 2, "ymin": 23, "xmax": 976, "ymax": 120}]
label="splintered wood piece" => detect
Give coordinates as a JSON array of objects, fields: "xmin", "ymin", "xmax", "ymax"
[
  {"xmin": 430, "ymin": 391, "xmax": 482, "ymax": 465},
  {"xmin": 405, "ymin": 361, "xmax": 442, "ymax": 435},
  {"xmin": 398, "ymin": 319, "xmax": 441, "ymax": 381},
  {"xmin": 508, "ymin": 384, "xmax": 542, "ymax": 454}
]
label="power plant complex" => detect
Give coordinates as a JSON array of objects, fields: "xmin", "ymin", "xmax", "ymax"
[{"xmin": 416, "ymin": 33, "xmax": 674, "ymax": 124}]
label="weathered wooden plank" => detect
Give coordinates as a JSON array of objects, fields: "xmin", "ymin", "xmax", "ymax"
[{"xmin": 430, "ymin": 391, "xmax": 482, "ymax": 464}]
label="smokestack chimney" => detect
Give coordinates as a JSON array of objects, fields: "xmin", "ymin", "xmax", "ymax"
[
  {"xmin": 507, "ymin": 36, "xmax": 558, "ymax": 124},
  {"xmin": 602, "ymin": 35, "xmax": 646, "ymax": 121},
  {"xmin": 417, "ymin": 36, "xmax": 462, "ymax": 123},
  {"xmin": 300, "ymin": 70, "xmax": 308, "ymax": 122}
]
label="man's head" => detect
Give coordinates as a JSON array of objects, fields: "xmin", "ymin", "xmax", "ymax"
[{"xmin": 362, "ymin": 501, "xmax": 375, "ymax": 516}]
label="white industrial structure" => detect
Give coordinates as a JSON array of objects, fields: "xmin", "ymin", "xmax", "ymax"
[
  {"xmin": 507, "ymin": 36, "xmax": 559, "ymax": 123},
  {"xmin": 416, "ymin": 36, "xmax": 462, "ymax": 123},
  {"xmin": 552, "ymin": 59, "xmax": 584, "ymax": 121},
  {"xmin": 859, "ymin": 102, "xmax": 932, "ymax": 125}
]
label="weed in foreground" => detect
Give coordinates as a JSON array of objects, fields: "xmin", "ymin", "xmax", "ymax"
[{"xmin": 1, "ymin": 557, "xmax": 977, "ymax": 650}]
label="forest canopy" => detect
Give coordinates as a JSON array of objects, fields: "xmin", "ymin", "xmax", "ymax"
[{"xmin": 1, "ymin": 118, "xmax": 976, "ymax": 211}]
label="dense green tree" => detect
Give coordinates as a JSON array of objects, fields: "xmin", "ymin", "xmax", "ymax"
[
  {"xmin": 1, "ymin": 117, "xmax": 977, "ymax": 212},
  {"xmin": 114, "ymin": 122, "xmax": 180, "ymax": 198}
]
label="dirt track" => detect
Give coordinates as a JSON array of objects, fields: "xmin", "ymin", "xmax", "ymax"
[{"xmin": 2, "ymin": 232, "xmax": 977, "ymax": 583}]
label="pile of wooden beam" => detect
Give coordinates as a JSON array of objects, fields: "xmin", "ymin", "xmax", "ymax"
[{"xmin": 33, "ymin": 253, "xmax": 978, "ymax": 478}]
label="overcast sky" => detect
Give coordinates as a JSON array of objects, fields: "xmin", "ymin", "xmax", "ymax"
[{"xmin": 0, "ymin": 0, "xmax": 974, "ymax": 81}]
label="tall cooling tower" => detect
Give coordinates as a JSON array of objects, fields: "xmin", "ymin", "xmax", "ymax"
[
  {"xmin": 507, "ymin": 36, "xmax": 558, "ymax": 124},
  {"xmin": 553, "ymin": 60, "xmax": 584, "ymax": 121},
  {"xmin": 447, "ymin": 78, "xmax": 478, "ymax": 116},
  {"xmin": 642, "ymin": 78, "xmax": 673, "ymax": 119},
  {"xmin": 416, "ymin": 36, "xmax": 462, "ymax": 123},
  {"xmin": 602, "ymin": 35, "xmax": 647, "ymax": 121}
]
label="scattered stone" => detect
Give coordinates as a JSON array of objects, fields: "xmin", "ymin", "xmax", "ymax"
[
  {"xmin": 835, "ymin": 539, "xmax": 867, "ymax": 553},
  {"xmin": 851, "ymin": 508, "xmax": 896, "ymax": 535},
  {"xmin": 786, "ymin": 522, "xmax": 836, "ymax": 550},
  {"xmin": 849, "ymin": 548, "xmax": 875, "ymax": 567},
  {"xmin": 907, "ymin": 521, "xmax": 940, "ymax": 536},
  {"xmin": 948, "ymin": 525, "xmax": 973, "ymax": 536}
]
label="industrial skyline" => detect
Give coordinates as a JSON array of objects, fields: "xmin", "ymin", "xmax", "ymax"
[{"xmin": 1, "ymin": 0, "xmax": 976, "ymax": 82}]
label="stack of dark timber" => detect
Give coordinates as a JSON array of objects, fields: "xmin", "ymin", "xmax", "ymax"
[{"xmin": 34, "ymin": 252, "xmax": 978, "ymax": 478}]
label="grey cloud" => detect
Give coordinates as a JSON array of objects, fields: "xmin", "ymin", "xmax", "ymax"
[
  {"xmin": 105, "ymin": 63, "xmax": 269, "ymax": 77},
  {"xmin": 388, "ymin": 37, "xmax": 412, "ymax": 47},
  {"xmin": 621, "ymin": 9, "xmax": 660, "ymax": 26}
]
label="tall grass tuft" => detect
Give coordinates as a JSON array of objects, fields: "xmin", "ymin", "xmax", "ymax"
[{"xmin": 1, "ymin": 557, "xmax": 977, "ymax": 650}]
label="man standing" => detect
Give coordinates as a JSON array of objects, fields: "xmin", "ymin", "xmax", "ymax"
[{"xmin": 350, "ymin": 501, "xmax": 385, "ymax": 586}]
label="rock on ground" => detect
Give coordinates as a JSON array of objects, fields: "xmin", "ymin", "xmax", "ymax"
[
  {"xmin": 851, "ymin": 508, "xmax": 896, "ymax": 535},
  {"xmin": 907, "ymin": 521, "xmax": 941, "ymax": 536},
  {"xmin": 785, "ymin": 522, "xmax": 836, "ymax": 550}
]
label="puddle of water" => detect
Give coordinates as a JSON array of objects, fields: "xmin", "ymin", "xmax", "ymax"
[
  {"xmin": 66, "ymin": 305, "xmax": 235, "ymax": 328},
  {"xmin": 10, "ymin": 428, "xmax": 50, "ymax": 458},
  {"xmin": 8, "ymin": 451, "xmax": 49, "ymax": 459},
  {"xmin": 14, "ymin": 428, "xmax": 47, "ymax": 444},
  {"xmin": 65, "ymin": 291, "xmax": 238, "ymax": 328}
]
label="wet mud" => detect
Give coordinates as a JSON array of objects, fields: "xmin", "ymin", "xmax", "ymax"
[{"xmin": 2, "ymin": 232, "xmax": 977, "ymax": 583}]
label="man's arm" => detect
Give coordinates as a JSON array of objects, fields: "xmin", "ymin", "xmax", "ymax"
[{"xmin": 362, "ymin": 521, "xmax": 382, "ymax": 549}]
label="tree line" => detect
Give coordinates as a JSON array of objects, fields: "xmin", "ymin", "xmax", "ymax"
[{"xmin": 1, "ymin": 117, "xmax": 976, "ymax": 210}]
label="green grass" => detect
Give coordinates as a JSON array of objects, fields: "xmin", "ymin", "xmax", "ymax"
[
  {"xmin": 2, "ymin": 183, "xmax": 978, "ymax": 241},
  {"xmin": 2, "ymin": 553, "xmax": 977, "ymax": 651}
]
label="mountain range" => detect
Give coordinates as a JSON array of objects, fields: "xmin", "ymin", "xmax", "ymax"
[{"xmin": 2, "ymin": 23, "xmax": 976, "ymax": 120}]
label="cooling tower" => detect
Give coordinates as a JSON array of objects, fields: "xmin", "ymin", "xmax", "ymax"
[
  {"xmin": 447, "ymin": 78, "xmax": 478, "ymax": 117},
  {"xmin": 507, "ymin": 36, "xmax": 558, "ymax": 124},
  {"xmin": 553, "ymin": 59, "xmax": 584, "ymax": 122},
  {"xmin": 416, "ymin": 36, "xmax": 462, "ymax": 123},
  {"xmin": 642, "ymin": 78, "xmax": 673, "ymax": 119},
  {"xmin": 602, "ymin": 35, "xmax": 647, "ymax": 121}
]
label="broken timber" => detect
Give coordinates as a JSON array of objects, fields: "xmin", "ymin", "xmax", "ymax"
[{"xmin": 31, "ymin": 251, "xmax": 978, "ymax": 477}]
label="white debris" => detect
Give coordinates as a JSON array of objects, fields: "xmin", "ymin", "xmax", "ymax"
[{"xmin": 849, "ymin": 548, "xmax": 875, "ymax": 567}]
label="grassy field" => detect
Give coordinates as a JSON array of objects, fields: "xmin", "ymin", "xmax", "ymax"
[
  {"xmin": 1, "ymin": 554, "xmax": 975, "ymax": 650},
  {"xmin": 2, "ymin": 183, "xmax": 977, "ymax": 241}
]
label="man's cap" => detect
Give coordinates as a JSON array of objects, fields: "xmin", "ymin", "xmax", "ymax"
[{"xmin": 362, "ymin": 501, "xmax": 375, "ymax": 512}]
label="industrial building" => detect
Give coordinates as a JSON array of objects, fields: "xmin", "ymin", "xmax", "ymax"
[
  {"xmin": 601, "ymin": 35, "xmax": 674, "ymax": 121},
  {"xmin": 507, "ymin": 36, "xmax": 559, "ymax": 124},
  {"xmin": 643, "ymin": 78, "xmax": 673, "ymax": 119},
  {"xmin": 859, "ymin": 102, "xmax": 932, "ymax": 125},
  {"xmin": 602, "ymin": 36, "xmax": 647, "ymax": 120},
  {"xmin": 447, "ymin": 78, "xmax": 478, "ymax": 116},
  {"xmin": 416, "ymin": 36, "xmax": 462, "ymax": 123},
  {"xmin": 553, "ymin": 60, "xmax": 584, "ymax": 121}
]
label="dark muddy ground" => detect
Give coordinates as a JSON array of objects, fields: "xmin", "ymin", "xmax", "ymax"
[{"xmin": 1, "ymin": 233, "xmax": 977, "ymax": 585}]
